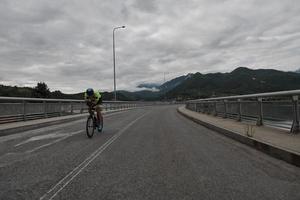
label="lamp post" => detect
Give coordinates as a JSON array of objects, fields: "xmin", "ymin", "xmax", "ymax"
[{"xmin": 113, "ymin": 26, "xmax": 125, "ymax": 101}]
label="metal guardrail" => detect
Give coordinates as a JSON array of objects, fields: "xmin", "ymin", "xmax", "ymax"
[
  {"xmin": 186, "ymin": 90, "xmax": 300, "ymax": 134},
  {"xmin": 0, "ymin": 96, "xmax": 156, "ymax": 124}
]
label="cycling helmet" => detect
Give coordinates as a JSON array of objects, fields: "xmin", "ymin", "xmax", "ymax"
[{"xmin": 86, "ymin": 88, "xmax": 94, "ymax": 96}]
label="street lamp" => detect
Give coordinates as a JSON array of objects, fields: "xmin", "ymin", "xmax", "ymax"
[{"xmin": 113, "ymin": 25, "xmax": 126, "ymax": 101}]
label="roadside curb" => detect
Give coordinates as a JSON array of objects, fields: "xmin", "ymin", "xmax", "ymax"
[
  {"xmin": 0, "ymin": 109, "xmax": 132, "ymax": 137},
  {"xmin": 177, "ymin": 106, "xmax": 300, "ymax": 167}
]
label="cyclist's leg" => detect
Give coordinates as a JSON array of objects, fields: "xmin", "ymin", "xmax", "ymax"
[
  {"xmin": 88, "ymin": 106, "xmax": 93, "ymax": 115},
  {"xmin": 99, "ymin": 110, "xmax": 103, "ymax": 125},
  {"xmin": 95, "ymin": 105, "xmax": 102, "ymax": 124}
]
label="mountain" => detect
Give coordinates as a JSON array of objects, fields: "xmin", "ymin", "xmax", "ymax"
[
  {"xmin": 0, "ymin": 85, "xmax": 33, "ymax": 98},
  {"xmin": 119, "ymin": 90, "xmax": 161, "ymax": 101},
  {"xmin": 166, "ymin": 67, "xmax": 300, "ymax": 99},
  {"xmin": 130, "ymin": 74, "xmax": 192, "ymax": 100},
  {"xmin": 159, "ymin": 74, "xmax": 192, "ymax": 92},
  {"xmin": 2, "ymin": 67, "xmax": 300, "ymax": 101},
  {"xmin": 137, "ymin": 74, "xmax": 191, "ymax": 92},
  {"xmin": 0, "ymin": 84, "xmax": 129, "ymax": 101}
]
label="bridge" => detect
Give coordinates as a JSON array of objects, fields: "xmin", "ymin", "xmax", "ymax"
[{"xmin": 0, "ymin": 92, "xmax": 299, "ymax": 200}]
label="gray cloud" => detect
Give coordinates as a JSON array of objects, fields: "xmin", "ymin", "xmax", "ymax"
[{"xmin": 0, "ymin": 0, "xmax": 300, "ymax": 93}]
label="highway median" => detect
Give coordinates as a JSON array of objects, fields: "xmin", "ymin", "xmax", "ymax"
[{"xmin": 0, "ymin": 108, "xmax": 134, "ymax": 137}]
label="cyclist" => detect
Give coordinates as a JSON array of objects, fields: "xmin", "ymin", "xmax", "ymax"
[{"xmin": 84, "ymin": 88, "xmax": 103, "ymax": 131}]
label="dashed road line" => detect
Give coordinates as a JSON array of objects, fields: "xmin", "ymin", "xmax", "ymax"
[
  {"xmin": 39, "ymin": 112, "xmax": 148, "ymax": 200},
  {"xmin": 26, "ymin": 130, "xmax": 83, "ymax": 153},
  {"xmin": 0, "ymin": 109, "xmax": 132, "ymax": 144}
]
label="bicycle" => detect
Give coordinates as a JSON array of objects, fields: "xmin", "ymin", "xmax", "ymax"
[{"xmin": 86, "ymin": 106, "xmax": 103, "ymax": 138}]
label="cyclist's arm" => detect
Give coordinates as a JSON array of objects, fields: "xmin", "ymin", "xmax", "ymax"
[
  {"xmin": 94, "ymin": 91, "xmax": 102, "ymax": 104},
  {"xmin": 97, "ymin": 96, "xmax": 103, "ymax": 104}
]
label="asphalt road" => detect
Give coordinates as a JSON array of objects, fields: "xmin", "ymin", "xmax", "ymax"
[{"xmin": 0, "ymin": 105, "xmax": 299, "ymax": 200}]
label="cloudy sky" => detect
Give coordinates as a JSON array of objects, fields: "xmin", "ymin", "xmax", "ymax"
[{"xmin": 0, "ymin": 0, "xmax": 299, "ymax": 93}]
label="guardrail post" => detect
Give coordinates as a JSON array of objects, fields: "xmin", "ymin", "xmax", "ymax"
[
  {"xmin": 80, "ymin": 102, "xmax": 83, "ymax": 114},
  {"xmin": 43, "ymin": 101, "xmax": 47, "ymax": 118},
  {"xmin": 223, "ymin": 100, "xmax": 227, "ymax": 118},
  {"xmin": 59, "ymin": 101, "xmax": 62, "ymax": 116},
  {"xmin": 195, "ymin": 103, "xmax": 201, "ymax": 112},
  {"xmin": 207, "ymin": 102, "xmax": 211, "ymax": 114},
  {"xmin": 291, "ymin": 95, "xmax": 300, "ymax": 134},
  {"xmin": 237, "ymin": 99, "xmax": 242, "ymax": 122},
  {"xmin": 23, "ymin": 100, "xmax": 27, "ymax": 121},
  {"xmin": 209, "ymin": 102, "xmax": 213, "ymax": 114},
  {"xmin": 256, "ymin": 98, "xmax": 263, "ymax": 126},
  {"xmin": 214, "ymin": 101, "xmax": 218, "ymax": 116},
  {"xmin": 70, "ymin": 101, "xmax": 74, "ymax": 114}
]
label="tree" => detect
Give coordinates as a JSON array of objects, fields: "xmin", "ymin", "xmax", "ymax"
[
  {"xmin": 51, "ymin": 90, "xmax": 63, "ymax": 98},
  {"xmin": 32, "ymin": 82, "xmax": 51, "ymax": 98}
]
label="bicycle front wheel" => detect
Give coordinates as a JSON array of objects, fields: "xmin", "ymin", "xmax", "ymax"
[{"xmin": 86, "ymin": 116, "xmax": 95, "ymax": 138}]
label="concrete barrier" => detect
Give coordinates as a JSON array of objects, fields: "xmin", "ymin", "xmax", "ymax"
[{"xmin": 177, "ymin": 106, "xmax": 300, "ymax": 167}]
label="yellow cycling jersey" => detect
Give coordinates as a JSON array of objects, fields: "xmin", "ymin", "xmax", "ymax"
[{"xmin": 84, "ymin": 90, "xmax": 102, "ymax": 104}]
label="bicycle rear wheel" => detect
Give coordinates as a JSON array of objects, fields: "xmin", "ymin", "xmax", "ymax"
[{"xmin": 86, "ymin": 115, "xmax": 95, "ymax": 138}]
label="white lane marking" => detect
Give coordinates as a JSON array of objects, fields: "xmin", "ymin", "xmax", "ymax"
[
  {"xmin": 40, "ymin": 112, "xmax": 148, "ymax": 200},
  {"xmin": 0, "ymin": 109, "xmax": 132, "ymax": 144},
  {"xmin": 14, "ymin": 111, "xmax": 131, "ymax": 147},
  {"xmin": 15, "ymin": 132, "xmax": 66, "ymax": 147},
  {"xmin": 26, "ymin": 130, "xmax": 83, "ymax": 153},
  {"xmin": 0, "ymin": 130, "xmax": 83, "ymax": 166}
]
